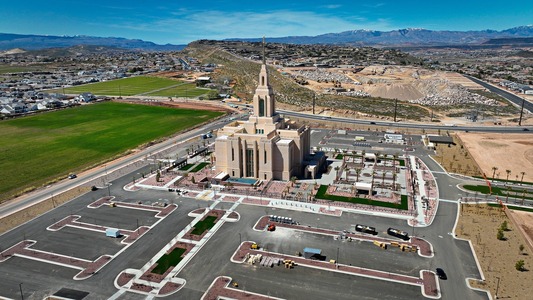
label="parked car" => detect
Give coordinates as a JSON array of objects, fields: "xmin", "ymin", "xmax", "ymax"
[{"xmin": 436, "ymin": 268, "xmax": 447, "ymax": 280}]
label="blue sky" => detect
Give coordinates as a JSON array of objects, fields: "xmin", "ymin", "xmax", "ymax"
[{"xmin": 1, "ymin": 1, "xmax": 532, "ymax": 44}]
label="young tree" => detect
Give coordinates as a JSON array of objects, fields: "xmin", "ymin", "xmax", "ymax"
[
  {"xmin": 519, "ymin": 244, "xmax": 525, "ymax": 255},
  {"xmin": 515, "ymin": 259, "xmax": 525, "ymax": 271}
]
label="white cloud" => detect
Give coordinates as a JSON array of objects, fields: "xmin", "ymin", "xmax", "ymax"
[
  {"xmin": 106, "ymin": 9, "xmax": 393, "ymax": 44},
  {"xmin": 321, "ymin": 4, "xmax": 342, "ymax": 9}
]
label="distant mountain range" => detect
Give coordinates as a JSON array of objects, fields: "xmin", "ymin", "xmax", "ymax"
[
  {"xmin": 226, "ymin": 26, "xmax": 533, "ymax": 46},
  {"xmin": 0, "ymin": 33, "xmax": 186, "ymax": 51},
  {"xmin": 1, "ymin": 26, "xmax": 532, "ymax": 52}
]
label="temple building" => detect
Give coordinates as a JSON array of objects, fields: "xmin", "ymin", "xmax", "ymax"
[{"xmin": 214, "ymin": 42, "xmax": 317, "ymax": 181}]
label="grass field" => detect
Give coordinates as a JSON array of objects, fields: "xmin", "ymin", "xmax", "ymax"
[
  {"xmin": 50, "ymin": 76, "xmax": 209, "ymax": 98},
  {"xmin": 191, "ymin": 216, "xmax": 218, "ymax": 235},
  {"xmin": 151, "ymin": 247, "xmax": 187, "ymax": 275},
  {"xmin": 0, "ymin": 101, "xmax": 223, "ymax": 202},
  {"xmin": 0, "ymin": 64, "xmax": 52, "ymax": 74},
  {"xmin": 190, "ymin": 162, "xmax": 209, "ymax": 173}
]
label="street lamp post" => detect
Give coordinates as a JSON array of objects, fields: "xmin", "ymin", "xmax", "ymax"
[
  {"xmin": 336, "ymin": 247, "xmax": 339, "ymax": 269},
  {"xmin": 238, "ymin": 233, "xmax": 242, "ymax": 245},
  {"xmin": 107, "ymin": 183, "xmax": 111, "ymax": 197},
  {"xmin": 19, "ymin": 283, "xmax": 23, "ymax": 300}
]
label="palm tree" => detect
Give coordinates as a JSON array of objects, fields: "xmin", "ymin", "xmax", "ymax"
[
  {"xmin": 505, "ymin": 169, "xmax": 512, "ymax": 182},
  {"xmin": 290, "ymin": 176, "xmax": 297, "ymax": 187},
  {"xmin": 345, "ymin": 166, "xmax": 350, "ymax": 180},
  {"xmin": 355, "ymin": 168, "xmax": 361, "ymax": 183},
  {"xmin": 352, "ymin": 150, "xmax": 357, "ymax": 162},
  {"xmin": 392, "ymin": 173, "xmax": 397, "ymax": 191},
  {"xmin": 520, "ymin": 172, "xmax": 526, "ymax": 185},
  {"xmin": 381, "ymin": 171, "xmax": 386, "ymax": 185},
  {"xmin": 491, "ymin": 166, "xmax": 498, "ymax": 182},
  {"xmin": 334, "ymin": 166, "xmax": 340, "ymax": 181},
  {"xmin": 361, "ymin": 150, "xmax": 366, "ymax": 167},
  {"xmin": 370, "ymin": 170, "xmax": 376, "ymax": 196}
]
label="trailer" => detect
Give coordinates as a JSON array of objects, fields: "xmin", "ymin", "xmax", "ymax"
[
  {"xmin": 106, "ymin": 228, "xmax": 121, "ymax": 238},
  {"xmin": 387, "ymin": 227, "xmax": 410, "ymax": 240},
  {"xmin": 354, "ymin": 224, "xmax": 377, "ymax": 235},
  {"xmin": 303, "ymin": 247, "xmax": 322, "ymax": 260}
]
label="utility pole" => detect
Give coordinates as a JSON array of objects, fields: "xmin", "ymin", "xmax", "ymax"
[
  {"xmin": 394, "ymin": 98, "xmax": 398, "ymax": 122},
  {"xmin": 19, "ymin": 283, "xmax": 24, "ymax": 300},
  {"xmin": 312, "ymin": 93, "xmax": 316, "ymax": 115},
  {"xmin": 518, "ymin": 98, "xmax": 525, "ymax": 126}
]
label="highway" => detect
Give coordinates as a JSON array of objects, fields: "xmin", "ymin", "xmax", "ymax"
[
  {"xmin": 464, "ymin": 75, "xmax": 533, "ymax": 113},
  {"xmin": 278, "ymin": 110, "xmax": 533, "ymax": 133}
]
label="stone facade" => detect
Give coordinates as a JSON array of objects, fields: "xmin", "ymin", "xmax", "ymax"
[{"xmin": 215, "ymin": 53, "xmax": 311, "ymax": 181}]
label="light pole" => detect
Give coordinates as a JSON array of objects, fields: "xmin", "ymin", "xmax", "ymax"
[
  {"xmin": 107, "ymin": 183, "xmax": 111, "ymax": 197},
  {"xmin": 104, "ymin": 164, "xmax": 108, "ymax": 185},
  {"xmin": 238, "ymin": 233, "xmax": 242, "ymax": 245},
  {"xmin": 19, "ymin": 283, "xmax": 23, "ymax": 300},
  {"xmin": 336, "ymin": 247, "xmax": 339, "ymax": 269}
]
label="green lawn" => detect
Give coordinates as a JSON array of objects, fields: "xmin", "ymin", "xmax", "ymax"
[
  {"xmin": 315, "ymin": 185, "xmax": 408, "ymax": 210},
  {"xmin": 191, "ymin": 216, "xmax": 218, "ymax": 235},
  {"xmin": 463, "ymin": 185, "xmax": 533, "ymax": 200},
  {"xmin": 179, "ymin": 164, "xmax": 194, "ymax": 171},
  {"xmin": 0, "ymin": 102, "xmax": 223, "ymax": 202},
  {"xmin": 0, "ymin": 64, "xmax": 51, "ymax": 74},
  {"xmin": 151, "ymin": 247, "xmax": 187, "ymax": 275},
  {"xmin": 190, "ymin": 162, "xmax": 209, "ymax": 173},
  {"xmin": 49, "ymin": 76, "xmax": 207, "ymax": 96}
]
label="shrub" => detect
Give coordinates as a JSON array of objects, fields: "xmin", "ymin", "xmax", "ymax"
[
  {"xmin": 500, "ymin": 220, "xmax": 508, "ymax": 231},
  {"xmin": 497, "ymin": 229, "xmax": 505, "ymax": 240},
  {"xmin": 515, "ymin": 260, "xmax": 525, "ymax": 271}
]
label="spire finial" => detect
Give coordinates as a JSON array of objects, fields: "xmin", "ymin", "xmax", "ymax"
[{"xmin": 262, "ymin": 36, "xmax": 266, "ymax": 65}]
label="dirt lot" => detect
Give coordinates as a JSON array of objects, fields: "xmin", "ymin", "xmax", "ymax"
[
  {"xmin": 456, "ymin": 132, "xmax": 533, "ymax": 182},
  {"xmin": 0, "ymin": 187, "xmax": 89, "ymax": 234},
  {"xmin": 457, "ymin": 204, "xmax": 533, "ymax": 299},
  {"xmin": 432, "ymin": 134, "xmax": 483, "ymax": 177},
  {"xmin": 115, "ymin": 97, "xmax": 235, "ymax": 113}
]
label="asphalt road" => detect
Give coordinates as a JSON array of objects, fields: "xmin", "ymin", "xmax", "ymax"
[
  {"xmin": 464, "ymin": 75, "xmax": 533, "ymax": 113},
  {"xmin": 279, "ymin": 110, "xmax": 533, "ymax": 132}
]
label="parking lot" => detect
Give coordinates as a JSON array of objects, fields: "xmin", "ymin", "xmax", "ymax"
[{"xmin": 0, "ymin": 128, "xmax": 488, "ymax": 299}]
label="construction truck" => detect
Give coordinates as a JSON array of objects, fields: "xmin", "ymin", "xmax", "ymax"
[
  {"xmin": 250, "ymin": 243, "xmax": 259, "ymax": 250},
  {"xmin": 267, "ymin": 223, "xmax": 276, "ymax": 231}
]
